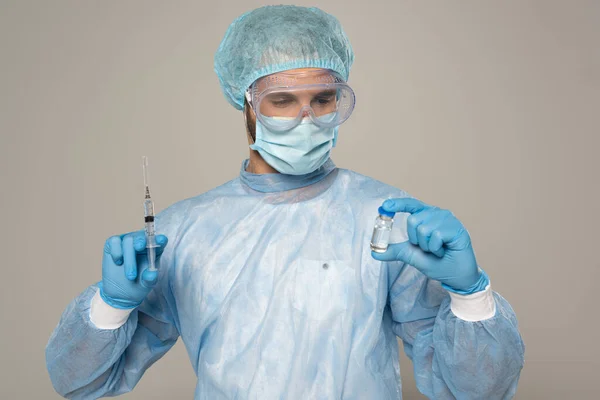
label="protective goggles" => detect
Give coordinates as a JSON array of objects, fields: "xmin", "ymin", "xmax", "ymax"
[{"xmin": 245, "ymin": 69, "xmax": 355, "ymax": 132}]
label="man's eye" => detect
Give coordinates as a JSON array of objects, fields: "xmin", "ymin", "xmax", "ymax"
[
  {"xmin": 270, "ymin": 99, "xmax": 293, "ymax": 106},
  {"xmin": 315, "ymin": 96, "xmax": 335, "ymax": 105}
]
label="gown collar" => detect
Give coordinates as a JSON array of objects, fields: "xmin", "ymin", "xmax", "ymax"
[{"xmin": 239, "ymin": 158, "xmax": 337, "ymax": 193}]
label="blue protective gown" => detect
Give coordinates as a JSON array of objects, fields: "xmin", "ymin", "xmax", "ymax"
[{"xmin": 46, "ymin": 160, "xmax": 525, "ymax": 399}]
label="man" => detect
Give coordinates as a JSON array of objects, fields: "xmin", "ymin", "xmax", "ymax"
[{"xmin": 46, "ymin": 5, "xmax": 524, "ymax": 399}]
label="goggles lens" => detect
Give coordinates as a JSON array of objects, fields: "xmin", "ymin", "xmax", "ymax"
[{"xmin": 248, "ymin": 70, "xmax": 355, "ymax": 132}]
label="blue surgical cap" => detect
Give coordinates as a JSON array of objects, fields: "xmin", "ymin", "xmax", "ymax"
[{"xmin": 214, "ymin": 5, "xmax": 355, "ymax": 110}]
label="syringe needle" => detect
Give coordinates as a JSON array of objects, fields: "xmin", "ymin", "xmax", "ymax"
[{"xmin": 142, "ymin": 156, "xmax": 150, "ymax": 192}]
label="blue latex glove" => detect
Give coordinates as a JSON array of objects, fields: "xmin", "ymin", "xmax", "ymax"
[
  {"xmin": 99, "ymin": 231, "xmax": 168, "ymax": 309},
  {"xmin": 371, "ymin": 198, "xmax": 488, "ymax": 294}
]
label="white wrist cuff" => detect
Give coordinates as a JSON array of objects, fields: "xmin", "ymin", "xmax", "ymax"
[
  {"xmin": 89, "ymin": 290, "xmax": 134, "ymax": 330},
  {"xmin": 448, "ymin": 284, "xmax": 496, "ymax": 322}
]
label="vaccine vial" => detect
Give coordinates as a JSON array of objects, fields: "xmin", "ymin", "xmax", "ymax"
[{"xmin": 370, "ymin": 206, "xmax": 395, "ymax": 253}]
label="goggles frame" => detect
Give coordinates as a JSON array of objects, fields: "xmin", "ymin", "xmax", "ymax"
[{"xmin": 245, "ymin": 70, "xmax": 355, "ymax": 132}]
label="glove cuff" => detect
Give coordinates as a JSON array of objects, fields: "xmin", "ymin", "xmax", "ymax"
[
  {"xmin": 98, "ymin": 282, "xmax": 143, "ymax": 309},
  {"xmin": 442, "ymin": 269, "xmax": 490, "ymax": 295}
]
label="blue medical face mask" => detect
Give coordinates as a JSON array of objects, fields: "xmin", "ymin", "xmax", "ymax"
[{"xmin": 250, "ymin": 113, "xmax": 339, "ymax": 176}]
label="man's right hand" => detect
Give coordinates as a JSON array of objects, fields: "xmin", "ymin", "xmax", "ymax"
[{"xmin": 99, "ymin": 231, "xmax": 169, "ymax": 309}]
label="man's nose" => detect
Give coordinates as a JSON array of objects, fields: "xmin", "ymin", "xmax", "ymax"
[{"xmin": 299, "ymin": 104, "xmax": 313, "ymax": 118}]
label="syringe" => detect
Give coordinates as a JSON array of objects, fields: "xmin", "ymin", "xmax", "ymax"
[{"xmin": 142, "ymin": 156, "xmax": 159, "ymax": 272}]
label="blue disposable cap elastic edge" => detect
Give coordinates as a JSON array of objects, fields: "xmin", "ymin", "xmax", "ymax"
[{"xmin": 378, "ymin": 206, "xmax": 395, "ymax": 218}]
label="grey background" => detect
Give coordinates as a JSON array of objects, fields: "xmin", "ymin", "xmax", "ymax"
[{"xmin": 1, "ymin": 0, "xmax": 598, "ymax": 398}]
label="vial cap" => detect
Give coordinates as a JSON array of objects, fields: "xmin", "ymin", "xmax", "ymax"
[{"xmin": 378, "ymin": 206, "xmax": 395, "ymax": 218}]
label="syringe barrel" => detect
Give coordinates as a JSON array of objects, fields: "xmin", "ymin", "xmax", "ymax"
[
  {"xmin": 145, "ymin": 221, "xmax": 158, "ymax": 272},
  {"xmin": 146, "ymin": 246, "xmax": 157, "ymax": 272},
  {"xmin": 145, "ymin": 218, "xmax": 155, "ymax": 236},
  {"xmin": 144, "ymin": 198, "xmax": 154, "ymax": 217}
]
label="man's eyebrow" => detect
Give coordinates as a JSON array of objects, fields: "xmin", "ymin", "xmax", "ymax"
[
  {"xmin": 313, "ymin": 90, "xmax": 337, "ymax": 97},
  {"xmin": 267, "ymin": 92, "xmax": 297, "ymax": 99}
]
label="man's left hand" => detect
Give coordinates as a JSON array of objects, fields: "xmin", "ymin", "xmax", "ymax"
[{"xmin": 371, "ymin": 198, "xmax": 487, "ymax": 293}]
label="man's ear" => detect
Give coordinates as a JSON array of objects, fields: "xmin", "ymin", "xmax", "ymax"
[{"xmin": 244, "ymin": 97, "xmax": 256, "ymax": 143}]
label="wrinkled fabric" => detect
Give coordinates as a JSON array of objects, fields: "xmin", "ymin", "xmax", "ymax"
[
  {"xmin": 46, "ymin": 163, "xmax": 524, "ymax": 399},
  {"xmin": 214, "ymin": 5, "xmax": 355, "ymax": 110}
]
